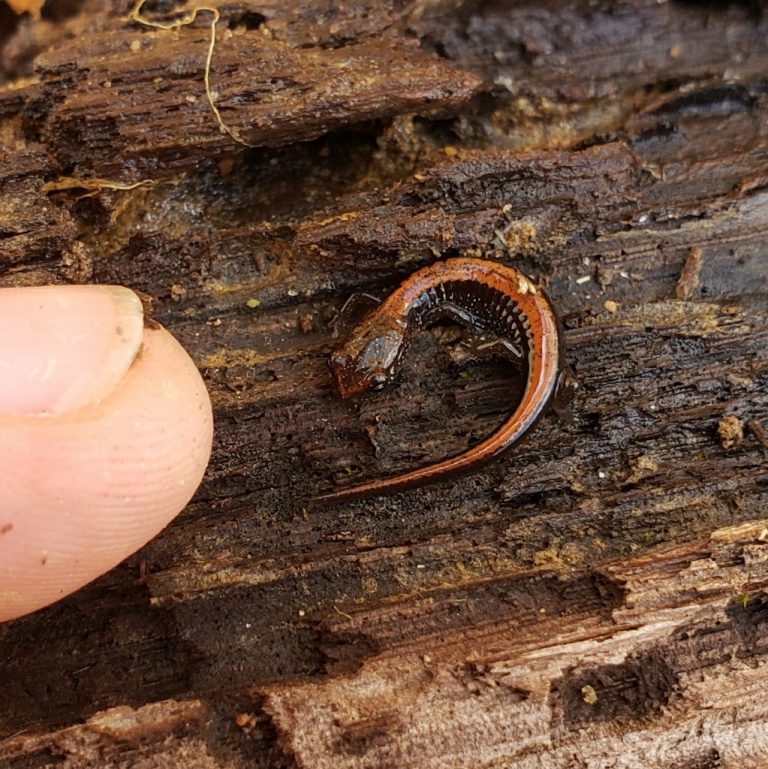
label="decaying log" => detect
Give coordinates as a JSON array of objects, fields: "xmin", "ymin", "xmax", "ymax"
[{"xmin": 0, "ymin": 1, "xmax": 767, "ymax": 767}]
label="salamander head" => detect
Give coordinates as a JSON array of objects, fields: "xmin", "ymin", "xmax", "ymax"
[{"xmin": 330, "ymin": 320, "xmax": 406, "ymax": 398}]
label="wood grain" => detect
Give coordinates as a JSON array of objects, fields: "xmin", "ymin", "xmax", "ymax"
[{"xmin": 0, "ymin": 1, "xmax": 766, "ymax": 767}]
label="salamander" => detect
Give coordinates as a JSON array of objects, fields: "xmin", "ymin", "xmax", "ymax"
[{"xmin": 316, "ymin": 257, "xmax": 561, "ymax": 503}]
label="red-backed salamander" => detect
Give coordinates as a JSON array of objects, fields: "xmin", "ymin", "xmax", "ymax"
[{"xmin": 315, "ymin": 257, "xmax": 561, "ymax": 504}]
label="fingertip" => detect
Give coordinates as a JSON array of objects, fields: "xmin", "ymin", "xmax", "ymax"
[
  {"xmin": 0, "ymin": 285, "xmax": 145, "ymax": 416},
  {"xmin": 0, "ymin": 321, "xmax": 213, "ymax": 622}
]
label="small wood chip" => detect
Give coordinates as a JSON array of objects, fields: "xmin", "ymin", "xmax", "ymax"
[
  {"xmin": 718, "ymin": 414, "xmax": 743, "ymax": 449},
  {"xmin": 676, "ymin": 246, "xmax": 702, "ymax": 300},
  {"xmin": 625, "ymin": 455, "xmax": 659, "ymax": 484},
  {"xmin": 747, "ymin": 419, "xmax": 768, "ymax": 448},
  {"xmin": 6, "ymin": 0, "xmax": 45, "ymax": 17},
  {"xmin": 234, "ymin": 712, "xmax": 259, "ymax": 734}
]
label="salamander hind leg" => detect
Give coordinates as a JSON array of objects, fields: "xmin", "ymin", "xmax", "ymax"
[
  {"xmin": 424, "ymin": 301, "xmax": 525, "ymax": 368},
  {"xmin": 551, "ymin": 365, "xmax": 578, "ymax": 423}
]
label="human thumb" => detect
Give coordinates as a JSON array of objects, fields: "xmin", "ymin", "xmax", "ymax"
[{"xmin": 0, "ymin": 285, "xmax": 213, "ymax": 622}]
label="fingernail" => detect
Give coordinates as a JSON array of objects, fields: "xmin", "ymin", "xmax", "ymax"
[{"xmin": 0, "ymin": 285, "xmax": 144, "ymax": 415}]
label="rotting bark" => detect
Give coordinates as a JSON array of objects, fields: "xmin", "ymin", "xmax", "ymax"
[{"xmin": 0, "ymin": 1, "xmax": 767, "ymax": 768}]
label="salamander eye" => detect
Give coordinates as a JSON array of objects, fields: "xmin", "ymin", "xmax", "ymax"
[{"xmin": 370, "ymin": 373, "xmax": 387, "ymax": 391}]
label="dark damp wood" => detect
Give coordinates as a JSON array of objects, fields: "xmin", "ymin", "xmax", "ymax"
[
  {"xmin": 18, "ymin": 1, "xmax": 483, "ymax": 180},
  {"xmin": 1, "ymin": 1, "xmax": 767, "ymax": 767}
]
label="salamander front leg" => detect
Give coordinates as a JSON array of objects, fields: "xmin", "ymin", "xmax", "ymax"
[
  {"xmin": 448, "ymin": 329, "xmax": 526, "ymax": 369},
  {"xmin": 330, "ymin": 292, "xmax": 381, "ymax": 339}
]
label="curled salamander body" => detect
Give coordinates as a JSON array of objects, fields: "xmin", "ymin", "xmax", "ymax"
[{"xmin": 317, "ymin": 257, "xmax": 561, "ymax": 503}]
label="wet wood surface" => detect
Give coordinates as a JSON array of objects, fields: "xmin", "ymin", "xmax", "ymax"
[{"xmin": 1, "ymin": 1, "xmax": 767, "ymax": 767}]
